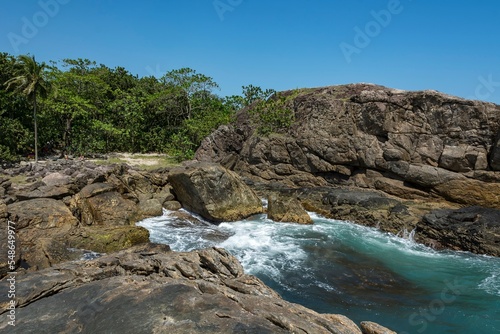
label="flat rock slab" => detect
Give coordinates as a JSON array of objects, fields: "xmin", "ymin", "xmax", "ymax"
[{"xmin": 0, "ymin": 243, "xmax": 378, "ymax": 334}]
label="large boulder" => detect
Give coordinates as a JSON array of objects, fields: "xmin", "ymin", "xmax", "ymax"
[
  {"xmin": 169, "ymin": 162, "xmax": 263, "ymax": 222},
  {"xmin": 416, "ymin": 207, "xmax": 500, "ymax": 256},
  {"xmin": 72, "ymin": 183, "xmax": 141, "ymax": 226},
  {"xmin": 267, "ymin": 194, "xmax": 313, "ymax": 224},
  {"xmin": 196, "ymin": 84, "xmax": 500, "ymax": 207},
  {"xmin": 7, "ymin": 198, "xmax": 79, "ymax": 269},
  {"xmin": 0, "ymin": 243, "xmax": 378, "ymax": 334}
]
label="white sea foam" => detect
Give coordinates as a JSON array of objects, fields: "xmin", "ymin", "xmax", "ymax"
[
  {"xmin": 136, "ymin": 208, "xmax": 500, "ymax": 333},
  {"xmin": 479, "ymin": 272, "xmax": 500, "ymax": 296},
  {"xmin": 219, "ymin": 219, "xmax": 307, "ymax": 278}
]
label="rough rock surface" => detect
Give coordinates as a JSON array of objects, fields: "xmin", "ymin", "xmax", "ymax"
[
  {"xmin": 169, "ymin": 162, "xmax": 263, "ymax": 222},
  {"xmin": 196, "ymin": 84, "xmax": 500, "ymax": 208},
  {"xmin": 360, "ymin": 321, "xmax": 397, "ymax": 334},
  {"xmin": 0, "ymin": 160, "xmax": 170, "ymax": 272},
  {"xmin": 0, "ymin": 243, "xmax": 381, "ymax": 334},
  {"xmin": 7, "ymin": 198, "xmax": 79, "ymax": 269},
  {"xmin": 72, "ymin": 183, "xmax": 140, "ymax": 226},
  {"xmin": 0, "ymin": 200, "xmax": 18, "ymax": 277},
  {"xmin": 267, "ymin": 194, "xmax": 313, "ymax": 224},
  {"xmin": 66, "ymin": 226, "xmax": 150, "ymax": 253},
  {"xmin": 416, "ymin": 206, "xmax": 500, "ymax": 256}
]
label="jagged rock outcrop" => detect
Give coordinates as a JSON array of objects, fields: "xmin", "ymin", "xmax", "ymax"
[
  {"xmin": 267, "ymin": 194, "xmax": 313, "ymax": 224},
  {"xmin": 169, "ymin": 162, "xmax": 263, "ymax": 222},
  {"xmin": 7, "ymin": 198, "xmax": 79, "ymax": 269},
  {"xmin": 0, "ymin": 160, "xmax": 170, "ymax": 272},
  {"xmin": 0, "ymin": 243, "xmax": 389, "ymax": 334},
  {"xmin": 416, "ymin": 207, "xmax": 500, "ymax": 256},
  {"xmin": 196, "ymin": 84, "xmax": 500, "ymax": 208}
]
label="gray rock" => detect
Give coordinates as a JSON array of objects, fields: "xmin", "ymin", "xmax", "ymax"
[
  {"xmin": 416, "ymin": 206, "xmax": 500, "ymax": 256},
  {"xmin": 0, "ymin": 244, "xmax": 369, "ymax": 334},
  {"xmin": 16, "ymin": 184, "xmax": 73, "ymax": 200},
  {"xmin": 326, "ymin": 189, "xmax": 399, "ymax": 210},
  {"xmin": 164, "ymin": 200, "xmax": 182, "ymax": 211},
  {"xmin": 42, "ymin": 172, "xmax": 72, "ymax": 186},
  {"xmin": 138, "ymin": 198, "xmax": 163, "ymax": 218}
]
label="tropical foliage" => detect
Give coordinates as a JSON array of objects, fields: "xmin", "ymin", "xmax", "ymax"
[{"xmin": 0, "ymin": 52, "xmax": 294, "ymax": 162}]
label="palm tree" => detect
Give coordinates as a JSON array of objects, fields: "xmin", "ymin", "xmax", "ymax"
[{"xmin": 5, "ymin": 55, "xmax": 50, "ymax": 163}]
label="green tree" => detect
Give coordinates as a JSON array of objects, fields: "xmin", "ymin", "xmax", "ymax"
[
  {"xmin": 241, "ymin": 84, "xmax": 275, "ymax": 106},
  {"xmin": 161, "ymin": 68, "xmax": 219, "ymax": 119},
  {"xmin": 0, "ymin": 53, "xmax": 32, "ymax": 162},
  {"xmin": 5, "ymin": 55, "xmax": 50, "ymax": 162},
  {"xmin": 245, "ymin": 87, "xmax": 298, "ymax": 135}
]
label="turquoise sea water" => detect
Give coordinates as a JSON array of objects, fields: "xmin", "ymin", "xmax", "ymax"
[{"xmin": 137, "ymin": 210, "xmax": 500, "ymax": 333}]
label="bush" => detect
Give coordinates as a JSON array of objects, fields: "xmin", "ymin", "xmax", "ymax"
[{"xmin": 248, "ymin": 90, "xmax": 298, "ymax": 135}]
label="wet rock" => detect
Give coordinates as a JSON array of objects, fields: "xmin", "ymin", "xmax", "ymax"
[
  {"xmin": 325, "ymin": 189, "xmax": 399, "ymax": 210},
  {"xmin": 416, "ymin": 206, "xmax": 500, "ymax": 256},
  {"xmin": 0, "ymin": 243, "xmax": 370, "ymax": 334},
  {"xmin": 164, "ymin": 200, "xmax": 182, "ymax": 211},
  {"xmin": 267, "ymin": 194, "xmax": 313, "ymax": 224},
  {"xmin": 169, "ymin": 162, "xmax": 263, "ymax": 222}
]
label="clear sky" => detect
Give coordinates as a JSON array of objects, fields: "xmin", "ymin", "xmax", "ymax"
[{"xmin": 1, "ymin": 0, "xmax": 500, "ymax": 103}]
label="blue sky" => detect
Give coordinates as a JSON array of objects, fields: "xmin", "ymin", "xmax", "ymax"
[{"xmin": 1, "ymin": 0, "xmax": 499, "ymax": 103}]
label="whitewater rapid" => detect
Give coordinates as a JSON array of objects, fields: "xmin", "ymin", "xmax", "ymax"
[{"xmin": 137, "ymin": 209, "xmax": 500, "ymax": 333}]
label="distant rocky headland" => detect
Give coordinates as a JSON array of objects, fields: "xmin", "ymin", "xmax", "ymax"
[{"xmin": 1, "ymin": 83, "xmax": 499, "ymax": 333}]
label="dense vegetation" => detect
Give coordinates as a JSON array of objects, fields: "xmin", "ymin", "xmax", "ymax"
[{"xmin": 1, "ymin": 53, "xmax": 291, "ymax": 163}]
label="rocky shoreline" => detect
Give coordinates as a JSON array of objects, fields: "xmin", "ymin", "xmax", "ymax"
[
  {"xmin": 0, "ymin": 159, "xmax": 400, "ymax": 333},
  {"xmin": 1, "ymin": 83, "xmax": 500, "ymax": 332},
  {"xmin": 196, "ymin": 84, "xmax": 500, "ymax": 255}
]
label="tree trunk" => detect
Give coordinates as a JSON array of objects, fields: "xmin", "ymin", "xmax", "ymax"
[
  {"xmin": 63, "ymin": 117, "xmax": 72, "ymax": 151},
  {"xmin": 33, "ymin": 91, "xmax": 38, "ymax": 163}
]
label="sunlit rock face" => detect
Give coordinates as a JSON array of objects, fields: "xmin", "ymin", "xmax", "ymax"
[{"xmin": 196, "ymin": 83, "xmax": 500, "ymax": 208}]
